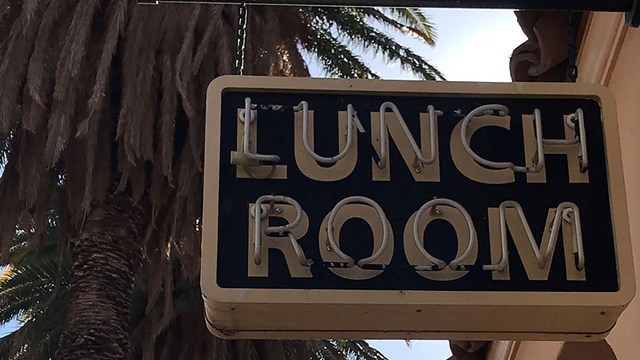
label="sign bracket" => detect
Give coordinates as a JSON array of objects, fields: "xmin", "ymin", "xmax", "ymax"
[{"xmin": 138, "ymin": 0, "xmax": 640, "ymax": 27}]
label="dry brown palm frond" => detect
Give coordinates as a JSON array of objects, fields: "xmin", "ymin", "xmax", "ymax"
[
  {"xmin": 214, "ymin": 6, "xmax": 235, "ymax": 75},
  {"xmin": 80, "ymin": 110, "xmax": 114, "ymax": 213},
  {"xmin": 0, "ymin": 0, "xmax": 13, "ymax": 20},
  {"xmin": 24, "ymin": 0, "xmax": 71, "ymax": 132},
  {"xmin": 78, "ymin": 0, "xmax": 128, "ymax": 138},
  {"xmin": 193, "ymin": 6, "xmax": 222, "ymax": 75},
  {"xmin": 0, "ymin": 0, "xmax": 302, "ymax": 311},
  {"xmin": 177, "ymin": 7, "xmax": 209, "ymax": 172},
  {"xmin": 158, "ymin": 11, "xmax": 181, "ymax": 183},
  {"xmin": 119, "ymin": 5, "xmax": 163, "ymax": 165},
  {"xmin": 250, "ymin": 6, "xmax": 285, "ymax": 75},
  {"xmin": 44, "ymin": 0, "xmax": 101, "ymax": 168},
  {"xmin": 16, "ymin": 123, "xmax": 47, "ymax": 208},
  {"xmin": 64, "ymin": 130, "xmax": 91, "ymax": 226},
  {"xmin": 0, "ymin": 2, "xmax": 46, "ymax": 135},
  {"xmin": 0, "ymin": 2, "xmax": 439, "ymax": 357},
  {"xmin": 0, "ymin": 0, "xmax": 316, "ymax": 304},
  {"xmin": 23, "ymin": 0, "xmax": 42, "ymax": 22},
  {"xmin": 0, "ymin": 148, "xmax": 21, "ymax": 262},
  {"xmin": 175, "ymin": 7, "xmax": 200, "ymax": 119},
  {"xmin": 279, "ymin": 38, "xmax": 311, "ymax": 77}
]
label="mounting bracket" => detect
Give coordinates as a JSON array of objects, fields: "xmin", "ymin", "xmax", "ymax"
[
  {"xmin": 139, "ymin": 0, "xmax": 640, "ymax": 28},
  {"xmin": 627, "ymin": 0, "xmax": 640, "ymax": 27}
]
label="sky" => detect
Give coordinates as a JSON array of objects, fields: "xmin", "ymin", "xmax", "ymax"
[
  {"xmin": 0, "ymin": 7, "xmax": 527, "ymax": 360},
  {"xmin": 308, "ymin": 8, "xmax": 527, "ymax": 82}
]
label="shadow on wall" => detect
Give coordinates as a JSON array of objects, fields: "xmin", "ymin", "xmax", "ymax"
[
  {"xmin": 559, "ymin": 340, "xmax": 617, "ymax": 360},
  {"xmin": 510, "ymin": 11, "xmax": 576, "ymax": 82},
  {"xmin": 447, "ymin": 341, "xmax": 488, "ymax": 360}
]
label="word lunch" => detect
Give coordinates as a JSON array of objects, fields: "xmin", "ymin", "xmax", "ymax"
[{"xmin": 230, "ymin": 96, "xmax": 589, "ymax": 185}]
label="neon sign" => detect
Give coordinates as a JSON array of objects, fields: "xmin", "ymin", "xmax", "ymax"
[{"xmin": 201, "ymin": 76, "xmax": 634, "ymax": 340}]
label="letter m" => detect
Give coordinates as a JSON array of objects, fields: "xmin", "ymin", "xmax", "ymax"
[{"xmin": 485, "ymin": 201, "xmax": 585, "ymax": 281}]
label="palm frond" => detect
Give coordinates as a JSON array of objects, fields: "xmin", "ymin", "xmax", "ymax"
[
  {"xmin": 317, "ymin": 340, "xmax": 389, "ymax": 360},
  {"xmin": 0, "ymin": 256, "xmax": 67, "ymax": 325},
  {"xmin": 0, "ymin": 126, "xmax": 14, "ymax": 168},
  {"xmin": 342, "ymin": 340, "xmax": 389, "ymax": 360},
  {"xmin": 363, "ymin": 8, "xmax": 436, "ymax": 46},
  {"xmin": 0, "ymin": 215, "xmax": 70, "ymax": 358},
  {"xmin": 0, "ymin": 304, "xmax": 67, "ymax": 360},
  {"xmin": 384, "ymin": 7, "xmax": 436, "ymax": 43},
  {"xmin": 310, "ymin": 7, "xmax": 443, "ymax": 80},
  {"xmin": 314, "ymin": 340, "xmax": 344, "ymax": 360},
  {"xmin": 302, "ymin": 20, "xmax": 379, "ymax": 79},
  {"xmin": 0, "ymin": 266, "xmax": 13, "ymax": 283}
]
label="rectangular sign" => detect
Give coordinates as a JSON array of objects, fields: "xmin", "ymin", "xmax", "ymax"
[{"xmin": 202, "ymin": 76, "xmax": 634, "ymax": 340}]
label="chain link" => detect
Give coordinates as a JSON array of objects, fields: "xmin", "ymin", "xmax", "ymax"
[
  {"xmin": 234, "ymin": 3, "xmax": 249, "ymax": 75},
  {"xmin": 567, "ymin": 11, "xmax": 579, "ymax": 83}
]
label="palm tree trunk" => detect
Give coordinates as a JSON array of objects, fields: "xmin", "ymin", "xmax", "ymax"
[{"xmin": 56, "ymin": 191, "xmax": 146, "ymax": 360}]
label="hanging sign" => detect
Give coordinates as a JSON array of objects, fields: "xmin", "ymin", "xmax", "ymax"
[{"xmin": 201, "ymin": 76, "xmax": 634, "ymax": 340}]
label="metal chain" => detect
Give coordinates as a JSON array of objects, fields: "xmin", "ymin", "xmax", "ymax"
[
  {"xmin": 234, "ymin": 3, "xmax": 249, "ymax": 75},
  {"xmin": 567, "ymin": 11, "xmax": 579, "ymax": 82}
]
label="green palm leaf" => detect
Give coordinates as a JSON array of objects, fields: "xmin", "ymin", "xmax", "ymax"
[
  {"xmin": 365, "ymin": 8, "xmax": 436, "ymax": 46},
  {"xmin": 302, "ymin": 21, "xmax": 380, "ymax": 79},
  {"xmin": 309, "ymin": 7, "xmax": 443, "ymax": 80},
  {"xmin": 0, "ymin": 217, "xmax": 70, "ymax": 359},
  {"xmin": 385, "ymin": 7, "xmax": 437, "ymax": 44}
]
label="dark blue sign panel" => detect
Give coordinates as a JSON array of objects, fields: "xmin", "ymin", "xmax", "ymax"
[{"xmin": 205, "ymin": 77, "xmax": 623, "ymax": 293}]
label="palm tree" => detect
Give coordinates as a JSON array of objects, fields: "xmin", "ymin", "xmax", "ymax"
[
  {"xmin": 0, "ymin": 1, "xmax": 441, "ymax": 358},
  {"xmin": 0, "ymin": 213, "xmax": 390, "ymax": 359},
  {"xmin": 0, "ymin": 193, "xmax": 393, "ymax": 360}
]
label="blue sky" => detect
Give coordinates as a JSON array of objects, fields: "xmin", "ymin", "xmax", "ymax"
[
  {"xmin": 0, "ymin": 8, "xmax": 526, "ymax": 359},
  {"xmin": 309, "ymin": 8, "xmax": 527, "ymax": 82}
]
